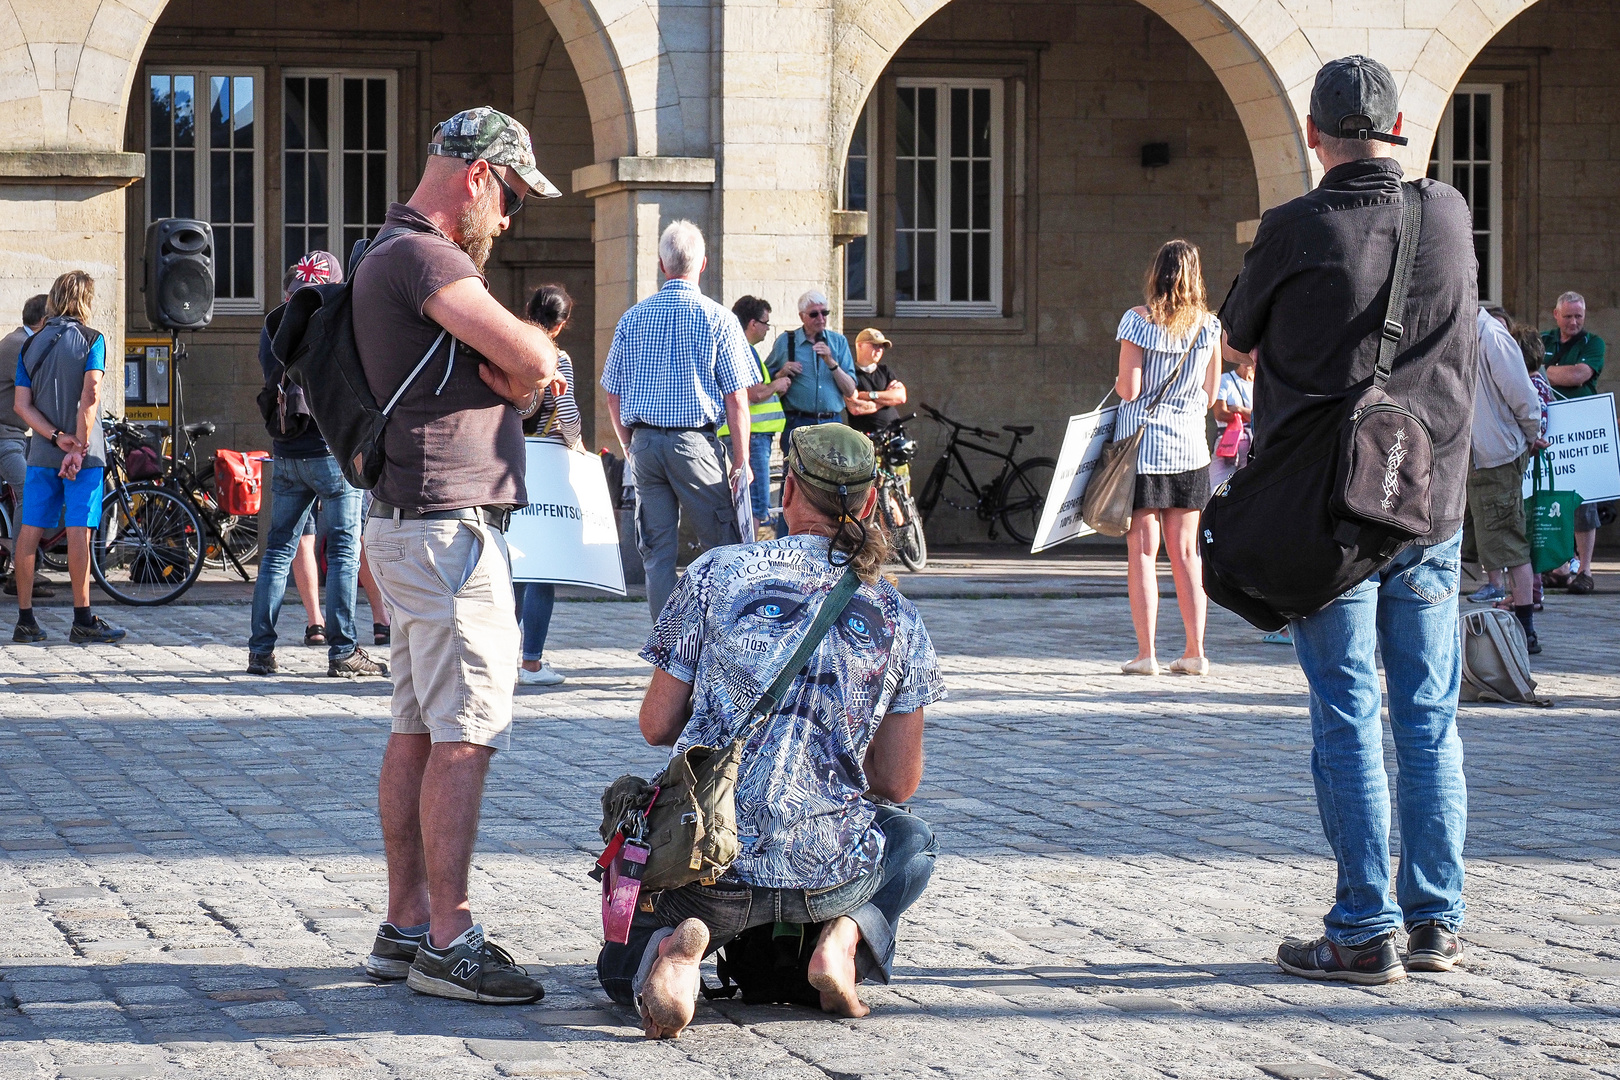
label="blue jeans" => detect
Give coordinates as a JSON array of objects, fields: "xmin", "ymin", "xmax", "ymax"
[
  {"xmin": 780, "ymin": 413, "xmax": 842, "ymax": 461},
  {"xmin": 748, "ymin": 431, "xmax": 775, "ymax": 524},
  {"xmin": 515, "ymin": 582, "xmax": 555, "ymax": 662},
  {"xmin": 597, "ymin": 804, "xmax": 936, "ymax": 1004},
  {"xmin": 249, "ymin": 455, "xmax": 361, "ymax": 660},
  {"xmin": 1290, "ymin": 530, "xmax": 1467, "ymax": 946}
]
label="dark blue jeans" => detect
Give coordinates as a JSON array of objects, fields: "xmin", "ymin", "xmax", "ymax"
[
  {"xmin": 515, "ymin": 582, "xmax": 555, "ymax": 662},
  {"xmin": 597, "ymin": 804, "xmax": 936, "ymax": 1005},
  {"xmin": 249, "ymin": 455, "xmax": 361, "ymax": 660}
]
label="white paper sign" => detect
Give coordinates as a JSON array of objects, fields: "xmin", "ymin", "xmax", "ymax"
[
  {"xmin": 1521, "ymin": 392, "xmax": 1620, "ymax": 504},
  {"xmin": 1030, "ymin": 405, "xmax": 1118, "ymax": 553},
  {"xmin": 508, "ymin": 439, "xmax": 627, "ymax": 594}
]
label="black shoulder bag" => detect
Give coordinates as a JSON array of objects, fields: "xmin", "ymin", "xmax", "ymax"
[{"xmin": 1201, "ymin": 183, "xmax": 1433, "ymax": 631}]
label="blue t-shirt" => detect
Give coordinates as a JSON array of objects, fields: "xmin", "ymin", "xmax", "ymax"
[
  {"xmin": 16, "ymin": 333, "xmax": 103, "ymax": 388},
  {"xmin": 642, "ymin": 534, "xmax": 946, "ymax": 890}
]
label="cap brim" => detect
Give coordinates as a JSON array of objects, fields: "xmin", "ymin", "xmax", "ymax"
[{"xmin": 513, "ymin": 164, "xmax": 562, "ymax": 199}]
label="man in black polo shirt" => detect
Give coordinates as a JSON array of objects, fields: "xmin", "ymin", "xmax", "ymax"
[{"xmin": 1220, "ymin": 56, "xmax": 1477, "ymax": 985}]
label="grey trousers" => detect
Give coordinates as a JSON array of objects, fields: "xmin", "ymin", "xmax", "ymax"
[
  {"xmin": 629, "ymin": 427, "xmax": 740, "ymax": 619},
  {"xmin": 0, "ymin": 428, "xmax": 27, "ymax": 493}
]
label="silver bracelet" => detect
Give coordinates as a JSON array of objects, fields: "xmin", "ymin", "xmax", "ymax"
[{"xmin": 517, "ymin": 390, "xmax": 542, "ymax": 418}]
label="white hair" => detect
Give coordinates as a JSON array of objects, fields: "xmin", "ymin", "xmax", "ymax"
[
  {"xmin": 659, "ymin": 220, "xmax": 705, "ymax": 278},
  {"xmin": 798, "ymin": 289, "xmax": 829, "ymax": 313},
  {"xmin": 1555, "ymin": 291, "xmax": 1586, "ymax": 311}
]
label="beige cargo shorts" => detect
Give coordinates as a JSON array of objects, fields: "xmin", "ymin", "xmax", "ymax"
[{"xmin": 362, "ymin": 515, "xmax": 519, "ymax": 750}]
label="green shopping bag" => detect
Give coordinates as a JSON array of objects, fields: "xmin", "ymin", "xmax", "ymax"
[{"xmin": 1523, "ymin": 451, "xmax": 1582, "ymax": 574}]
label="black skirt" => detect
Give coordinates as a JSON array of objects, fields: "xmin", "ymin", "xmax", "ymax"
[{"xmin": 1134, "ymin": 465, "xmax": 1210, "ymax": 510}]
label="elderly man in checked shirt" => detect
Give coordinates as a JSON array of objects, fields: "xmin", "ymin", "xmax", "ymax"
[{"xmin": 601, "ymin": 220, "xmax": 760, "ymax": 619}]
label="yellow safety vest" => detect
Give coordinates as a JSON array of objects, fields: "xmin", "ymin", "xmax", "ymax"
[{"xmin": 719, "ymin": 349, "xmax": 786, "ymax": 436}]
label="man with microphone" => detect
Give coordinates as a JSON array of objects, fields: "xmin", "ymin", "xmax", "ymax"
[{"xmin": 768, "ymin": 290, "xmax": 858, "ymax": 455}]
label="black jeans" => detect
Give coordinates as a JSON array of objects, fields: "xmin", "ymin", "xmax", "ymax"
[{"xmin": 598, "ymin": 804, "xmax": 937, "ymax": 1005}]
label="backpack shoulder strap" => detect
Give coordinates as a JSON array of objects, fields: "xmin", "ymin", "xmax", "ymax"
[
  {"xmin": 1374, "ymin": 182, "xmax": 1423, "ymax": 388},
  {"xmin": 19, "ymin": 322, "xmax": 71, "ymax": 384},
  {"xmin": 748, "ymin": 568, "xmax": 862, "ymax": 721}
]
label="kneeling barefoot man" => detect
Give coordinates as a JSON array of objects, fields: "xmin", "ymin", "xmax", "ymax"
[{"xmin": 598, "ymin": 425, "xmax": 945, "ymax": 1036}]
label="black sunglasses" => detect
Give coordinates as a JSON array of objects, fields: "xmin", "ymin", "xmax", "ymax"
[
  {"xmin": 485, "ymin": 164, "xmax": 524, "ymax": 217},
  {"xmin": 806, "ymin": 308, "xmax": 831, "ymax": 318}
]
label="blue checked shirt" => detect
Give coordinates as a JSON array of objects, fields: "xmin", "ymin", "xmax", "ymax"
[{"xmin": 600, "ymin": 279, "xmax": 760, "ymax": 428}]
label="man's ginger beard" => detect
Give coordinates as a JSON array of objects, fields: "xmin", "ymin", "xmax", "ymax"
[{"xmin": 455, "ymin": 181, "xmax": 502, "ymax": 271}]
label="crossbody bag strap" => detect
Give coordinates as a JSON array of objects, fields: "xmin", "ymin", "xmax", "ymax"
[
  {"xmin": 748, "ymin": 567, "xmax": 861, "ymax": 722},
  {"xmin": 1374, "ymin": 182, "xmax": 1423, "ymax": 389},
  {"xmin": 18, "ymin": 323, "xmax": 71, "ymax": 386}
]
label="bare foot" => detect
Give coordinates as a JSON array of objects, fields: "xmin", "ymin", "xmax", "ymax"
[
  {"xmin": 637, "ymin": 919, "xmax": 708, "ymax": 1039},
  {"xmin": 807, "ymin": 916, "xmax": 869, "ymax": 1017}
]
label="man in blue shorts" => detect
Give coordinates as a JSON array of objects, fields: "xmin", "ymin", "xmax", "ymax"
[{"xmin": 11, "ymin": 270, "xmax": 125, "ymax": 644}]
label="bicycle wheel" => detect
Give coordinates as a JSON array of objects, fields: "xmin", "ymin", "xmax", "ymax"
[
  {"xmin": 996, "ymin": 456, "xmax": 1057, "ymax": 546},
  {"xmin": 92, "ymin": 484, "xmax": 205, "ymax": 605},
  {"xmin": 37, "ymin": 527, "xmax": 69, "ymax": 572},
  {"xmin": 204, "ymin": 510, "xmax": 259, "ymax": 569},
  {"xmin": 916, "ymin": 455, "xmax": 950, "ymax": 518},
  {"xmin": 893, "ymin": 495, "xmax": 928, "ymax": 571}
]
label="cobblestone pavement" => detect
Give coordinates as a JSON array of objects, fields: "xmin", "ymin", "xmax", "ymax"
[{"xmin": 0, "ymin": 572, "xmax": 1617, "ymax": 1080}]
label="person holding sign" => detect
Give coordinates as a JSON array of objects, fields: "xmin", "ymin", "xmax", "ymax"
[
  {"xmin": 1541, "ymin": 291, "xmax": 1607, "ymax": 594},
  {"xmin": 1112, "ymin": 240, "xmax": 1220, "ymax": 677},
  {"xmin": 515, "ymin": 284, "xmax": 583, "ymax": 687}
]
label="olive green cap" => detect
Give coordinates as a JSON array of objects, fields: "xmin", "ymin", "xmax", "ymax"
[{"xmin": 787, "ymin": 424, "xmax": 878, "ymax": 495}]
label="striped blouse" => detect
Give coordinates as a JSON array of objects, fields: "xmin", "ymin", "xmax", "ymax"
[
  {"xmin": 1114, "ymin": 308, "xmax": 1219, "ymax": 475},
  {"xmin": 524, "ymin": 351, "xmax": 583, "ymax": 449}
]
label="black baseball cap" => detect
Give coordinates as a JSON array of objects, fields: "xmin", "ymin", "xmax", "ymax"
[{"xmin": 1310, "ymin": 56, "xmax": 1408, "ymax": 145}]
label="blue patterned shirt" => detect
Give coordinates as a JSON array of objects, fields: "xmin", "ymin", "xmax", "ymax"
[
  {"xmin": 600, "ymin": 279, "xmax": 760, "ymax": 428},
  {"xmin": 642, "ymin": 535, "xmax": 947, "ymax": 890}
]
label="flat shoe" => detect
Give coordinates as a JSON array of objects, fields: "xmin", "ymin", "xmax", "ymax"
[
  {"xmin": 1168, "ymin": 656, "xmax": 1210, "ymax": 676},
  {"xmin": 1121, "ymin": 657, "xmax": 1159, "ymax": 676}
]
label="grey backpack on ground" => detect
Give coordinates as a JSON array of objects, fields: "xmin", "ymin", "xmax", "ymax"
[{"xmin": 1459, "ymin": 609, "xmax": 1551, "ymax": 707}]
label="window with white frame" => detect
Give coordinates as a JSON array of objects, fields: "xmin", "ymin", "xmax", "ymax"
[
  {"xmin": 1428, "ymin": 84, "xmax": 1502, "ymax": 305},
  {"xmin": 843, "ymin": 103, "xmax": 874, "ymax": 316},
  {"xmin": 283, "ymin": 72, "xmax": 397, "ymax": 275},
  {"xmin": 148, "ymin": 70, "xmax": 263, "ymax": 311},
  {"xmin": 894, "ymin": 79, "xmax": 1003, "ymax": 316}
]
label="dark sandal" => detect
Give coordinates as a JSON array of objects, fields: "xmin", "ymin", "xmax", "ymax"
[
  {"xmin": 305, "ymin": 624, "xmax": 327, "ymax": 646},
  {"xmin": 373, "ymin": 623, "xmax": 391, "ymax": 646}
]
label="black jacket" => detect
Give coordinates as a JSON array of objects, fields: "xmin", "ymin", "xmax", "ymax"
[{"xmin": 1219, "ymin": 157, "xmax": 1478, "ymax": 545}]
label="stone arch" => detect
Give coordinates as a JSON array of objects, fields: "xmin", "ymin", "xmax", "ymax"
[
  {"xmin": 831, "ymin": 0, "xmax": 1318, "ymax": 211},
  {"xmin": 1394, "ymin": 0, "xmax": 1538, "ymax": 154}
]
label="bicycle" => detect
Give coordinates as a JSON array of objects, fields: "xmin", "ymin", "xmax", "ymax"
[
  {"xmin": 914, "ymin": 403, "xmax": 1056, "ymax": 546},
  {"xmin": 152, "ymin": 419, "xmax": 260, "ymax": 574},
  {"xmin": 91, "ymin": 420, "xmax": 208, "ymax": 606},
  {"xmin": 866, "ymin": 418, "xmax": 928, "ymax": 571}
]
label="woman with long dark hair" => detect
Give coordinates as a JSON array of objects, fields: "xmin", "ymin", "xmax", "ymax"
[{"xmin": 1113, "ymin": 239, "xmax": 1221, "ymax": 675}]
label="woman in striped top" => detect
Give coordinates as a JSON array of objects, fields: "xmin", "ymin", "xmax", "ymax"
[
  {"xmin": 515, "ymin": 283, "xmax": 582, "ymax": 687},
  {"xmin": 1113, "ymin": 239, "xmax": 1221, "ymax": 676}
]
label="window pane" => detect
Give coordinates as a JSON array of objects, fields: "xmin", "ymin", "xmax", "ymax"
[
  {"xmin": 849, "ymin": 107, "xmax": 866, "ymax": 158},
  {"xmin": 174, "ymin": 150, "xmax": 194, "ymax": 216},
  {"xmin": 1452, "ymin": 164, "xmax": 1469, "ymax": 202},
  {"xmin": 951, "ymin": 87, "xmax": 968, "ymax": 156},
  {"xmin": 950, "ymin": 160, "xmax": 968, "ymax": 229},
  {"xmin": 972, "ymin": 159, "xmax": 990, "ymax": 229},
  {"xmin": 233, "ymin": 76, "xmax": 254, "ymax": 148},
  {"xmin": 896, "ymin": 232, "xmax": 913, "ymax": 302},
  {"xmin": 846, "ymin": 159, "xmax": 866, "ymax": 212},
  {"xmin": 235, "ymin": 227, "xmax": 254, "ymax": 298},
  {"xmin": 284, "ymin": 227, "xmax": 301, "ymax": 268},
  {"xmin": 917, "ymin": 160, "xmax": 935, "ymax": 231},
  {"xmin": 235, "ymin": 151, "xmax": 253, "ymax": 222},
  {"xmin": 1452, "ymin": 94, "xmax": 1469, "ymax": 162},
  {"xmin": 896, "ymin": 159, "xmax": 914, "ymax": 230},
  {"xmin": 174, "ymin": 77, "xmax": 194, "ymax": 147},
  {"xmin": 344, "ymin": 152, "xmax": 363, "ymax": 225},
  {"xmin": 344, "ymin": 79, "xmax": 363, "ymax": 151},
  {"xmin": 211, "ymin": 77, "xmax": 230, "ymax": 149},
  {"xmin": 343, "ymin": 227, "xmax": 364, "ymax": 267},
  {"xmin": 210, "ymin": 152, "xmax": 230, "ymax": 222},
  {"xmin": 285, "ymin": 152, "xmax": 305, "ymax": 224},
  {"xmin": 309, "ymin": 153, "xmax": 329, "ymax": 223},
  {"xmin": 213, "ymin": 229, "xmax": 231, "ymax": 297},
  {"xmin": 1473, "ymin": 93, "xmax": 1489, "ymax": 161},
  {"xmin": 917, "ymin": 231, "xmax": 936, "ymax": 301},
  {"xmin": 1473, "ymin": 164, "xmax": 1489, "ymax": 228},
  {"xmin": 367, "ymin": 79, "xmax": 387, "ymax": 151},
  {"xmin": 972, "ymin": 88, "xmax": 991, "ymax": 157},
  {"xmin": 309, "ymin": 77, "xmax": 328, "ymax": 150},
  {"xmin": 151, "ymin": 153, "xmax": 172, "ymax": 219},
  {"xmin": 151, "ymin": 77, "xmax": 171, "ymax": 148},
  {"xmin": 310, "ymin": 226, "xmax": 328, "ymax": 254},
  {"xmin": 950, "ymin": 232, "xmax": 968, "ymax": 302},
  {"xmin": 971, "ymin": 233, "xmax": 990, "ymax": 302},
  {"xmin": 917, "ymin": 88, "xmax": 936, "ymax": 158},
  {"xmin": 367, "ymin": 154, "xmax": 387, "ymax": 223},
  {"xmin": 846, "ymin": 236, "xmax": 867, "ymax": 302},
  {"xmin": 285, "ymin": 78, "xmax": 306, "ymax": 150},
  {"xmin": 896, "ymin": 88, "xmax": 915, "ymax": 157},
  {"xmin": 1475, "ymin": 233, "xmax": 1488, "ymax": 295}
]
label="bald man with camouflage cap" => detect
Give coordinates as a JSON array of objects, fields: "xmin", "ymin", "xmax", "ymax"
[{"xmin": 354, "ymin": 106, "xmax": 563, "ymax": 1006}]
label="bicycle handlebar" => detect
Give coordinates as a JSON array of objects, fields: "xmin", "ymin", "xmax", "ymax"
[{"xmin": 921, "ymin": 402, "xmax": 999, "ymax": 440}]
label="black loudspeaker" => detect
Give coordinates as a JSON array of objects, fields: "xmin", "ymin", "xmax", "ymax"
[{"xmin": 145, "ymin": 219, "xmax": 215, "ymax": 330}]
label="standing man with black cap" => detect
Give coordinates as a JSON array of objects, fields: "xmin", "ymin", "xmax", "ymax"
[{"xmin": 1219, "ymin": 57, "xmax": 1478, "ymax": 985}]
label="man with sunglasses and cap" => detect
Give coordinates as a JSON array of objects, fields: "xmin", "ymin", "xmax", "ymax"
[
  {"xmin": 351, "ymin": 106, "xmax": 565, "ymax": 1006},
  {"xmin": 1218, "ymin": 57, "xmax": 1478, "ymax": 985}
]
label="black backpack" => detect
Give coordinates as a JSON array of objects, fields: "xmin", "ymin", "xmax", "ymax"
[
  {"xmin": 699, "ymin": 922, "xmax": 824, "ymax": 1008},
  {"xmin": 265, "ymin": 229, "xmax": 453, "ymax": 490},
  {"xmin": 1201, "ymin": 183, "xmax": 1434, "ymax": 631}
]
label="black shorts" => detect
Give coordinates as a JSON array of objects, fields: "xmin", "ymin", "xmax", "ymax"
[{"xmin": 1134, "ymin": 466, "xmax": 1210, "ymax": 511}]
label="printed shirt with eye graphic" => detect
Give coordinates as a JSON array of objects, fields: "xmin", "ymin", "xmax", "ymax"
[{"xmin": 642, "ymin": 534, "xmax": 947, "ymax": 890}]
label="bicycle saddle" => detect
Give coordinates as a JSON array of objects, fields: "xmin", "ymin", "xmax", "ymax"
[
  {"xmin": 1002, "ymin": 424, "xmax": 1034, "ymax": 436},
  {"xmin": 184, "ymin": 420, "xmax": 217, "ymax": 439}
]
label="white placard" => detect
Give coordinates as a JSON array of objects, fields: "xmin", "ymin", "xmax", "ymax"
[
  {"xmin": 1521, "ymin": 393, "xmax": 1620, "ymax": 504},
  {"xmin": 508, "ymin": 439, "xmax": 627, "ymax": 594},
  {"xmin": 1030, "ymin": 405, "xmax": 1118, "ymax": 553}
]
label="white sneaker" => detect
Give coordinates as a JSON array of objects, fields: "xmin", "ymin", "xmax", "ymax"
[{"xmin": 518, "ymin": 662, "xmax": 565, "ymax": 686}]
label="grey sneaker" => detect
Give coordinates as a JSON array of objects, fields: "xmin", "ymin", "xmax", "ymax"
[
  {"xmin": 330, "ymin": 646, "xmax": 388, "ymax": 678},
  {"xmin": 246, "ymin": 651, "xmax": 278, "ymax": 676},
  {"xmin": 13, "ymin": 620, "xmax": 46, "ymax": 643},
  {"xmin": 1405, "ymin": 922, "xmax": 1463, "ymax": 972},
  {"xmin": 364, "ymin": 922, "xmax": 428, "ymax": 980},
  {"xmin": 69, "ymin": 615, "xmax": 127, "ymax": 644},
  {"xmin": 1276, "ymin": 932, "xmax": 1405, "ymax": 985},
  {"xmin": 406, "ymin": 924, "xmax": 545, "ymax": 1004}
]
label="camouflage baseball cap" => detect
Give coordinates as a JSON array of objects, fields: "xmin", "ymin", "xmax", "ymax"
[
  {"xmin": 787, "ymin": 424, "xmax": 878, "ymax": 496},
  {"xmin": 428, "ymin": 107, "xmax": 562, "ymax": 199}
]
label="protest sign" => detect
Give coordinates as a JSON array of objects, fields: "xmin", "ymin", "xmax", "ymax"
[
  {"xmin": 1030, "ymin": 405, "xmax": 1118, "ymax": 553},
  {"xmin": 1521, "ymin": 393, "xmax": 1620, "ymax": 504},
  {"xmin": 509, "ymin": 439, "xmax": 627, "ymax": 594}
]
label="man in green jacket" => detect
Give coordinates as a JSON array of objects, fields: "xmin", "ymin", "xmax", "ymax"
[{"xmin": 1542, "ymin": 291, "xmax": 1607, "ymax": 594}]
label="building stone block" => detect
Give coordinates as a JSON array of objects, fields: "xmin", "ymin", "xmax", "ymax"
[{"xmin": 1310, "ymin": 26, "xmax": 1370, "ymax": 57}]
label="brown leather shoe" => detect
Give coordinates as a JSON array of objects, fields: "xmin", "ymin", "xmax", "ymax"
[{"xmin": 1567, "ymin": 571, "xmax": 1595, "ymax": 595}]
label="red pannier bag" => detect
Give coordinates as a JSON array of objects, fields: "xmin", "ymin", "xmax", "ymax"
[{"xmin": 214, "ymin": 449, "xmax": 267, "ymax": 516}]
